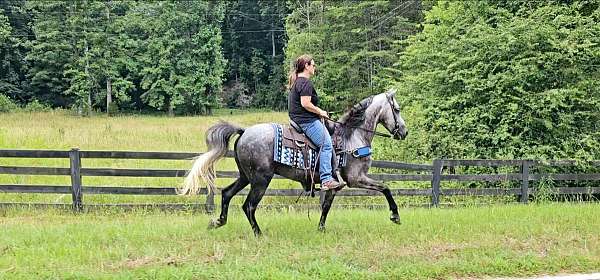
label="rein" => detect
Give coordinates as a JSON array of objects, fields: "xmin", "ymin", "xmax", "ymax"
[{"xmin": 324, "ymin": 117, "xmax": 393, "ymax": 138}]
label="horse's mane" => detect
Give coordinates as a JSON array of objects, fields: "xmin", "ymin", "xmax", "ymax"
[{"xmin": 337, "ymin": 95, "xmax": 374, "ymax": 129}]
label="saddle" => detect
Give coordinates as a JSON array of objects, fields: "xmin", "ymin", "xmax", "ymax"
[{"xmin": 272, "ymin": 120, "xmax": 347, "ymax": 172}]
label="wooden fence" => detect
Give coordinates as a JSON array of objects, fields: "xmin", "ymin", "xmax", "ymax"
[{"xmin": 1, "ymin": 149, "xmax": 599, "ymax": 211}]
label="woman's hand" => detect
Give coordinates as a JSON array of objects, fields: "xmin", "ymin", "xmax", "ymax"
[{"xmin": 318, "ymin": 109, "xmax": 329, "ymax": 119}]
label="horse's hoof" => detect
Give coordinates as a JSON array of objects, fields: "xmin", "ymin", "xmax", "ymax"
[
  {"xmin": 318, "ymin": 225, "xmax": 326, "ymax": 232},
  {"xmin": 207, "ymin": 218, "xmax": 222, "ymax": 229},
  {"xmin": 390, "ymin": 214, "xmax": 401, "ymax": 224}
]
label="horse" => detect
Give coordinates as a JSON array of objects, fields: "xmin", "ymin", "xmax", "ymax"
[{"xmin": 180, "ymin": 89, "xmax": 408, "ymax": 236}]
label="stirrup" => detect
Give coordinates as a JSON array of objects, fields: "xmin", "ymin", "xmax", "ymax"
[{"xmin": 335, "ymin": 170, "xmax": 347, "ymax": 188}]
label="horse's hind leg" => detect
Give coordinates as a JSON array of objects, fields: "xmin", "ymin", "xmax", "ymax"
[
  {"xmin": 242, "ymin": 175, "xmax": 272, "ymax": 236},
  {"xmin": 209, "ymin": 175, "xmax": 249, "ymax": 229}
]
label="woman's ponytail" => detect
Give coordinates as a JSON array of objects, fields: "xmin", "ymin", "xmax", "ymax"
[{"xmin": 287, "ymin": 54, "xmax": 313, "ymax": 90}]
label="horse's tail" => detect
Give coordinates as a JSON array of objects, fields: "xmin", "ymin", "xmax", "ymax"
[{"xmin": 179, "ymin": 121, "xmax": 245, "ymax": 195}]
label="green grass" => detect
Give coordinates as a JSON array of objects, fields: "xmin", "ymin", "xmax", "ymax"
[
  {"xmin": 0, "ymin": 110, "xmax": 296, "ymax": 204},
  {"xmin": 2, "ymin": 111, "xmax": 599, "ymax": 278},
  {"xmin": 0, "ymin": 110, "xmax": 431, "ymax": 206},
  {"xmin": 1, "ymin": 203, "xmax": 599, "ymax": 279}
]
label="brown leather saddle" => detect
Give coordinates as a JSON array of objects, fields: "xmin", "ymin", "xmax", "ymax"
[{"xmin": 272, "ymin": 120, "xmax": 345, "ymax": 171}]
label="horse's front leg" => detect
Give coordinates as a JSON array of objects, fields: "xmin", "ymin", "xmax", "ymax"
[
  {"xmin": 318, "ymin": 189, "xmax": 337, "ymax": 232},
  {"xmin": 351, "ymin": 176, "xmax": 401, "ymax": 224}
]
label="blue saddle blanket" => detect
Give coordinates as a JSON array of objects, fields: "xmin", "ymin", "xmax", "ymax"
[
  {"xmin": 272, "ymin": 124, "xmax": 317, "ymax": 170},
  {"xmin": 272, "ymin": 123, "xmax": 349, "ymax": 171}
]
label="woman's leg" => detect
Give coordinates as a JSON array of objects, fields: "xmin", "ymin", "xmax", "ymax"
[{"xmin": 299, "ymin": 119, "xmax": 334, "ymax": 183}]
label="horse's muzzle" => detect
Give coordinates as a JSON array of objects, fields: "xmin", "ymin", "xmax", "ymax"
[{"xmin": 394, "ymin": 129, "xmax": 408, "ymax": 140}]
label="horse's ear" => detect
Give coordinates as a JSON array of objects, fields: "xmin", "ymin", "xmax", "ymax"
[{"xmin": 386, "ymin": 88, "xmax": 397, "ymax": 98}]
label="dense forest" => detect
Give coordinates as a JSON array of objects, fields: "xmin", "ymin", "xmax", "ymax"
[
  {"xmin": 1, "ymin": 0, "xmax": 599, "ymax": 160},
  {"xmin": 396, "ymin": 0, "xmax": 600, "ymax": 160},
  {"xmin": 0, "ymin": 0, "xmax": 425, "ymax": 114},
  {"xmin": 0, "ymin": 0, "xmax": 291, "ymax": 115}
]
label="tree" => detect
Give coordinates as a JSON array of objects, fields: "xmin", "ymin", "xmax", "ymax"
[
  {"xmin": 221, "ymin": 0, "xmax": 288, "ymax": 109},
  {"xmin": 24, "ymin": 1, "xmax": 225, "ymax": 115},
  {"xmin": 25, "ymin": 1, "xmax": 74, "ymax": 108},
  {"xmin": 285, "ymin": 0, "xmax": 421, "ymax": 110},
  {"xmin": 136, "ymin": 1, "xmax": 226, "ymax": 116},
  {"xmin": 397, "ymin": 0, "xmax": 600, "ymax": 160},
  {"xmin": 0, "ymin": 0, "xmax": 32, "ymax": 104}
]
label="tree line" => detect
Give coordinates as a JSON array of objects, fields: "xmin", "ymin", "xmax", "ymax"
[
  {"xmin": 1, "ymin": 0, "xmax": 292, "ymax": 115},
  {"xmin": 395, "ymin": 0, "xmax": 600, "ymax": 161},
  {"xmin": 1, "ymin": 0, "xmax": 423, "ymax": 115}
]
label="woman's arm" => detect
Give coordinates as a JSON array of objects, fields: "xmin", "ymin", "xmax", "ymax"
[{"xmin": 300, "ymin": 96, "xmax": 328, "ymax": 118}]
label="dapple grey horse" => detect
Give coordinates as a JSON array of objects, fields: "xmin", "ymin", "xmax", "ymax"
[{"xmin": 181, "ymin": 89, "xmax": 408, "ymax": 235}]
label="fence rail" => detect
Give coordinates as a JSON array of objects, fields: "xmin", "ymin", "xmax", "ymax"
[{"xmin": 1, "ymin": 149, "xmax": 599, "ymax": 211}]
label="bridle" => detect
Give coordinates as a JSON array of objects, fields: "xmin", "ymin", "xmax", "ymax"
[{"xmin": 386, "ymin": 94, "xmax": 403, "ymax": 139}]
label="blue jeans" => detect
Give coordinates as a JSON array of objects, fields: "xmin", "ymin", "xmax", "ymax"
[{"xmin": 299, "ymin": 119, "xmax": 334, "ymax": 183}]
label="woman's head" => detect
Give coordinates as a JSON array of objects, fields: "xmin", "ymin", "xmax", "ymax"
[{"xmin": 287, "ymin": 54, "xmax": 315, "ymax": 89}]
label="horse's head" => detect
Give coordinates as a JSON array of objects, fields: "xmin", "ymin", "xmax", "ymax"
[
  {"xmin": 379, "ymin": 89, "xmax": 408, "ymax": 140},
  {"xmin": 338, "ymin": 89, "xmax": 408, "ymax": 140}
]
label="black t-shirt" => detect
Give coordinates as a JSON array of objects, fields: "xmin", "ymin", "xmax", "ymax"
[{"xmin": 288, "ymin": 77, "xmax": 320, "ymax": 124}]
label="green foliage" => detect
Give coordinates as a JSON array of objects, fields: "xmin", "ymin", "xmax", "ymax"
[
  {"xmin": 533, "ymin": 176, "xmax": 558, "ymax": 203},
  {"xmin": 285, "ymin": 1, "xmax": 421, "ymax": 110},
  {"xmin": 4, "ymin": 0, "xmax": 291, "ymax": 114},
  {"xmin": 22, "ymin": 99, "xmax": 50, "ymax": 112},
  {"xmin": 0, "ymin": 10, "xmax": 10, "ymax": 40},
  {"xmin": 23, "ymin": 1, "xmax": 225, "ymax": 115},
  {"xmin": 221, "ymin": 0, "xmax": 288, "ymax": 109},
  {"xmin": 397, "ymin": 0, "xmax": 600, "ymax": 160},
  {"xmin": 251, "ymin": 57, "xmax": 287, "ymax": 110},
  {"xmin": 135, "ymin": 2, "xmax": 226, "ymax": 115},
  {"xmin": 0, "ymin": 93, "xmax": 17, "ymax": 112},
  {"xmin": 24, "ymin": 1, "xmax": 72, "ymax": 107},
  {"xmin": 0, "ymin": 1, "xmax": 32, "ymax": 103}
]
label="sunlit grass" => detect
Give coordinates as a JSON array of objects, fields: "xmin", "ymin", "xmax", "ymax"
[
  {"xmin": 0, "ymin": 110, "xmax": 290, "ymax": 204},
  {"xmin": 0, "ymin": 110, "xmax": 434, "ymax": 206},
  {"xmin": 0, "ymin": 203, "xmax": 599, "ymax": 279},
  {"xmin": 0, "ymin": 109, "xmax": 288, "ymax": 151}
]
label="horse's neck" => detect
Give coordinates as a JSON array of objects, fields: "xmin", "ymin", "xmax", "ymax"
[{"xmin": 344, "ymin": 101, "xmax": 381, "ymax": 147}]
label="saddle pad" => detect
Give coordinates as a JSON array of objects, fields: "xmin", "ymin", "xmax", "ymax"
[{"xmin": 272, "ymin": 124, "xmax": 317, "ymax": 170}]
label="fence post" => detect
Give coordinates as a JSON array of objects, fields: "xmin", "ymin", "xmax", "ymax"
[
  {"xmin": 69, "ymin": 148, "xmax": 83, "ymax": 212},
  {"xmin": 520, "ymin": 160, "xmax": 530, "ymax": 204},
  {"xmin": 205, "ymin": 190, "xmax": 215, "ymax": 214},
  {"xmin": 431, "ymin": 159, "xmax": 442, "ymax": 207}
]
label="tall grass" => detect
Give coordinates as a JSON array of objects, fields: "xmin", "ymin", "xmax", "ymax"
[
  {"xmin": 0, "ymin": 110, "xmax": 291, "ymax": 204},
  {"xmin": 0, "ymin": 110, "xmax": 429, "ymax": 206}
]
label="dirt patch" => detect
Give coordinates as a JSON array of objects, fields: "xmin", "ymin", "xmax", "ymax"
[{"xmin": 109, "ymin": 255, "xmax": 188, "ymax": 270}]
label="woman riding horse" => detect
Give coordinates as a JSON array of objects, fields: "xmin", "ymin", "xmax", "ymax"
[
  {"xmin": 181, "ymin": 73, "xmax": 408, "ymax": 236},
  {"xmin": 287, "ymin": 54, "xmax": 342, "ymax": 191}
]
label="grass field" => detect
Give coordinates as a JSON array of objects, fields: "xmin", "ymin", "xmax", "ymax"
[
  {"xmin": 1, "ymin": 111, "xmax": 599, "ymax": 279},
  {"xmin": 0, "ymin": 110, "xmax": 433, "ymax": 206},
  {"xmin": 1, "ymin": 203, "xmax": 599, "ymax": 279},
  {"xmin": 0, "ymin": 110, "xmax": 582, "ymax": 206}
]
